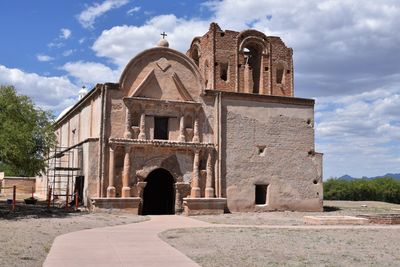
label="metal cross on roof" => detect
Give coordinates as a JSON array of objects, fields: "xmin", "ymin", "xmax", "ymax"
[{"xmin": 160, "ymin": 32, "xmax": 167, "ymax": 39}]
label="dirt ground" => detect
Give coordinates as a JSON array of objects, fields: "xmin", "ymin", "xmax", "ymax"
[
  {"xmin": 160, "ymin": 227, "xmax": 400, "ymax": 267},
  {"xmin": 159, "ymin": 201, "xmax": 400, "ymax": 267},
  {"xmin": 0, "ymin": 202, "xmax": 148, "ymax": 267},
  {"xmin": 192, "ymin": 201, "xmax": 400, "ymax": 226},
  {"xmin": 1, "ymin": 200, "xmax": 399, "ymax": 267}
]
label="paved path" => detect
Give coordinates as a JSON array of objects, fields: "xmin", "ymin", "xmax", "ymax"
[
  {"xmin": 44, "ymin": 215, "xmax": 400, "ymax": 267},
  {"xmin": 44, "ymin": 215, "xmax": 210, "ymax": 267}
]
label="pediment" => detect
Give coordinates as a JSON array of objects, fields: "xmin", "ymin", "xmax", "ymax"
[
  {"xmin": 130, "ymin": 58, "xmax": 194, "ymax": 101},
  {"xmin": 120, "ymin": 48, "xmax": 204, "ymax": 102}
]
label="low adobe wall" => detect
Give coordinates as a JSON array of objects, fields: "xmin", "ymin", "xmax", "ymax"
[{"xmin": 1, "ymin": 176, "xmax": 36, "ymax": 197}]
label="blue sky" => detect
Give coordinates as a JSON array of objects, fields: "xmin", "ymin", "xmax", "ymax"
[{"xmin": 0, "ymin": 0, "xmax": 399, "ymax": 178}]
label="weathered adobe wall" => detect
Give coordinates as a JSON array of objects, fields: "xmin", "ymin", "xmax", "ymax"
[
  {"xmin": 214, "ymin": 30, "xmax": 238, "ymax": 92},
  {"xmin": 1, "ymin": 177, "xmax": 35, "ymax": 196},
  {"xmin": 268, "ymin": 37, "xmax": 293, "ymax": 97},
  {"xmin": 56, "ymin": 91, "xmax": 102, "ymax": 148},
  {"xmin": 222, "ymin": 97, "xmax": 323, "ymax": 212},
  {"xmin": 82, "ymin": 140, "xmax": 99, "ymax": 204}
]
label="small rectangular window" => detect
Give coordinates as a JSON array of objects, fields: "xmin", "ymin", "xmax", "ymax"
[
  {"xmin": 154, "ymin": 117, "xmax": 169, "ymax": 140},
  {"xmin": 255, "ymin": 184, "xmax": 268, "ymax": 205}
]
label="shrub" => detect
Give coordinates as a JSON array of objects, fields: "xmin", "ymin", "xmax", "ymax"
[{"xmin": 324, "ymin": 177, "xmax": 400, "ymax": 204}]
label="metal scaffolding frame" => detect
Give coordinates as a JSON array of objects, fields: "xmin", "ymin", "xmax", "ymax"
[{"xmin": 46, "ymin": 146, "xmax": 82, "ymax": 207}]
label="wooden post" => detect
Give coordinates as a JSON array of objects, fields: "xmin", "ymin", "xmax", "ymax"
[
  {"xmin": 75, "ymin": 191, "xmax": 79, "ymax": 209},
  {"xmin": 47, "ymin": 186, "xmax": 52, "ymax": 209},
  {"xmin": 65, "ymin": 184, "xmax": 69, "ymax": 211},
  {"xmin": 31, "ymin": 186, "xmax": 34, "ymax": 199},
  {"xmin": 12, "ymin": 185, "xmax": 16, "ymax": 211}
]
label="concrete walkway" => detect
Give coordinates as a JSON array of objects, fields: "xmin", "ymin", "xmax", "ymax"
[{"xmin": 44, "ymin": 215, "xmax": 210, "ymax": 267}]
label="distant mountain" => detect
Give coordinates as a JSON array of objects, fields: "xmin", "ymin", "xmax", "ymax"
[
  {"xmin": 338, "ymin": 174, "xmax": 355, "ymax": 181},
  {"xmin": 371, "ymin": 173, "xmax": 400, "ymax": 180},
  {"xmin": 338, "ymin": 173, "xmax": 400, "ymax": 180}
]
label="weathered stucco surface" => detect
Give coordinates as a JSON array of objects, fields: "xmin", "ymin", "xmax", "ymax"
[{"xmin": 222, "ymin": 98, "xmax": 322, "ymax": 211}]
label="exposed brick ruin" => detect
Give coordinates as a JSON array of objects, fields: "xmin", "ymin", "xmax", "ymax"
[{"xmin": 187, "ymin": 23, "xmax": 293, "ymax": 96}]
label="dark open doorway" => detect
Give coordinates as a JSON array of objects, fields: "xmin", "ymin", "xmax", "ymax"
[
  {"xmin": 73, "ymin": 176, "xmax": 84, "ymax": 204},
  {"xmin": 142, "ymin": 168, "xmax": 175, "ymax": 215}
]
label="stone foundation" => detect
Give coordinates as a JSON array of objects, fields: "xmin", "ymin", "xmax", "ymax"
[
  {"xmin": 92, "ymin": 197, "xmax": 141, "ymax": 214},
  {"xmin": 357, "ymin": 214, "xmax": 400, "ymax": 225},
  {"xmin": 183, "ymin": 198, "xmax": 227, "ymax": 216}
]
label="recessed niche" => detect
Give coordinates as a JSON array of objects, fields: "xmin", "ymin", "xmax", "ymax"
[{"xmin": 257, "ymin": 145, "xmax": 266, "ymax": 156}]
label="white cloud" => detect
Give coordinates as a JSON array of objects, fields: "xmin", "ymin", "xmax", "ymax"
[
  {"xmin": 315, "ymin": 85, "xmax": 400, "ymax": 177},
  {"xmin": 77, "ymin": 0, "xmax": 130, "ymax": 29},
  {"xmin": 0, "ymin": 65, "xmax": 78, "ymax": 113},
  {"xmin": 92, "ymin": 14, "xmax": 208, "ymax": 67},
  {"xmin": 62, "ymin": 61, "xmax": 119, "ymax": 85},
  {"xmin": 60, "ymin": 28, "xmax": 72, "ymax": 39},
  {"xmin": 48, "ymin": 42, "xmax": 64, "ymax": 49},
  {"xmin": 62, "ymin": 49, "xmax": 76, "ymax": 57},
  {"xmin": 36, "ymin": 54, "xmax": 54, "ymax": 62},
  {"xmin": 127, "ymin": 6, "xmax": 140, "ymax": 15}
]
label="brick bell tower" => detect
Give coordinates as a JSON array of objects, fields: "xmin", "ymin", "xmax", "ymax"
[{"xmin": 187, "ymin": 22, "xmax": 294, "ymax": 97}]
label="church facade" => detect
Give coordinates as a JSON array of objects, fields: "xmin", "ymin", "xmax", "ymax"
[{"xmin": 47, "ymin": 23, "xmax": 323, "ymax": 215}]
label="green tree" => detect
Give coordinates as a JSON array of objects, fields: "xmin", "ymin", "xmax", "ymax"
[
  {"xmin": 0, "ymin": 85, "xmax": 56, "ymax": 176},
  {"xmin": 324, "ymin": 177, "xmax": 400, "ymax": 204}
]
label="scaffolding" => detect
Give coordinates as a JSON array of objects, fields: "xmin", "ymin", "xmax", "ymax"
[{"xmin": 46, "ymin": 146, "xmax": 83, "ymax": 207}]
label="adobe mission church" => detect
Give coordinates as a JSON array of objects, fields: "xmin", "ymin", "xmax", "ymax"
[{"xmin": 45, "ymin": 23, "xmax": 323, "ymax": 215}]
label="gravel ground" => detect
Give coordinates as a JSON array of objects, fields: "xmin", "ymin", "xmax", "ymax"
[
  {"xmin": 159, "ymin": 201, "xmax": 400, "ymax": 267},
  {"xmin": 1, "ymin": 200, "xmax": 399, "ymax": 267},
  {"xmin": 0, "ymin": 204, "xmax": 148, "ymax": 267},
  {"xmin": 160, "ymin": 227, "xmax": 400, "ymax": 267},
  {"xmin": 193, "ymin": 201, "xmax": 400, "ymax": 225}
]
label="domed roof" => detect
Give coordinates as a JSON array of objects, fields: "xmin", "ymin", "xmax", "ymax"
[{"xmin": 156, "ymin": 38, "xmax": 169, "ymax": 48}]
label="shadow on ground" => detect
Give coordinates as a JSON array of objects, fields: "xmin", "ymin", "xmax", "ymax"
[
  {"xmin": 0, "ymin": 200, "xmax": 83, "ymax": 220},
  {"xmin": 323, "ymin": 205, "xmax": 341, "ymax": 212}
]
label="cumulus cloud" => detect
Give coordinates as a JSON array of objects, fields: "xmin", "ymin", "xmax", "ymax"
[
  {"xmin": 78, "ymin": 0, "xmax": 130, "ymax": 29},
  {"xmin": 92, "ymin": 14, "xmax": 208, "ymax": 67},
  {"xmin": 36, "ymin": 54, "xmax": 54, "ymax": 62},
  {"xmin": 204, "ymin": 0, "xmax": 400, "ymax": 99},
  {"xmin": 315, "ymin": 85, "xmax": 400, "ymax": 177},
  {"xmin": 0, "ymin": 65, "xmax": 78, "ymax": 114},
  {"xmin": 62, "ymin": 61, "xmax": 119, "ymax": 85},
  {"xmin": 60, "ymin": 28, "xmax": 72, "ymax": 39}
]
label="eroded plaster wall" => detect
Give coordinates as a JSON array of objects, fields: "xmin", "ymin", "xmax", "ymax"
[
  {"xmin": 82, "ymin": 140, "xmax": 99, "ymax": 205},
  {"xmin": 222, "ymin": 97, "xmax": 323, "ymax": 212}
]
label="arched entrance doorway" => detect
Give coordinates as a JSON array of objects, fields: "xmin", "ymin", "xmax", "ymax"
[{"xmin": 142, "ymin": 168, "xmax": 175, "ymax": 215}]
